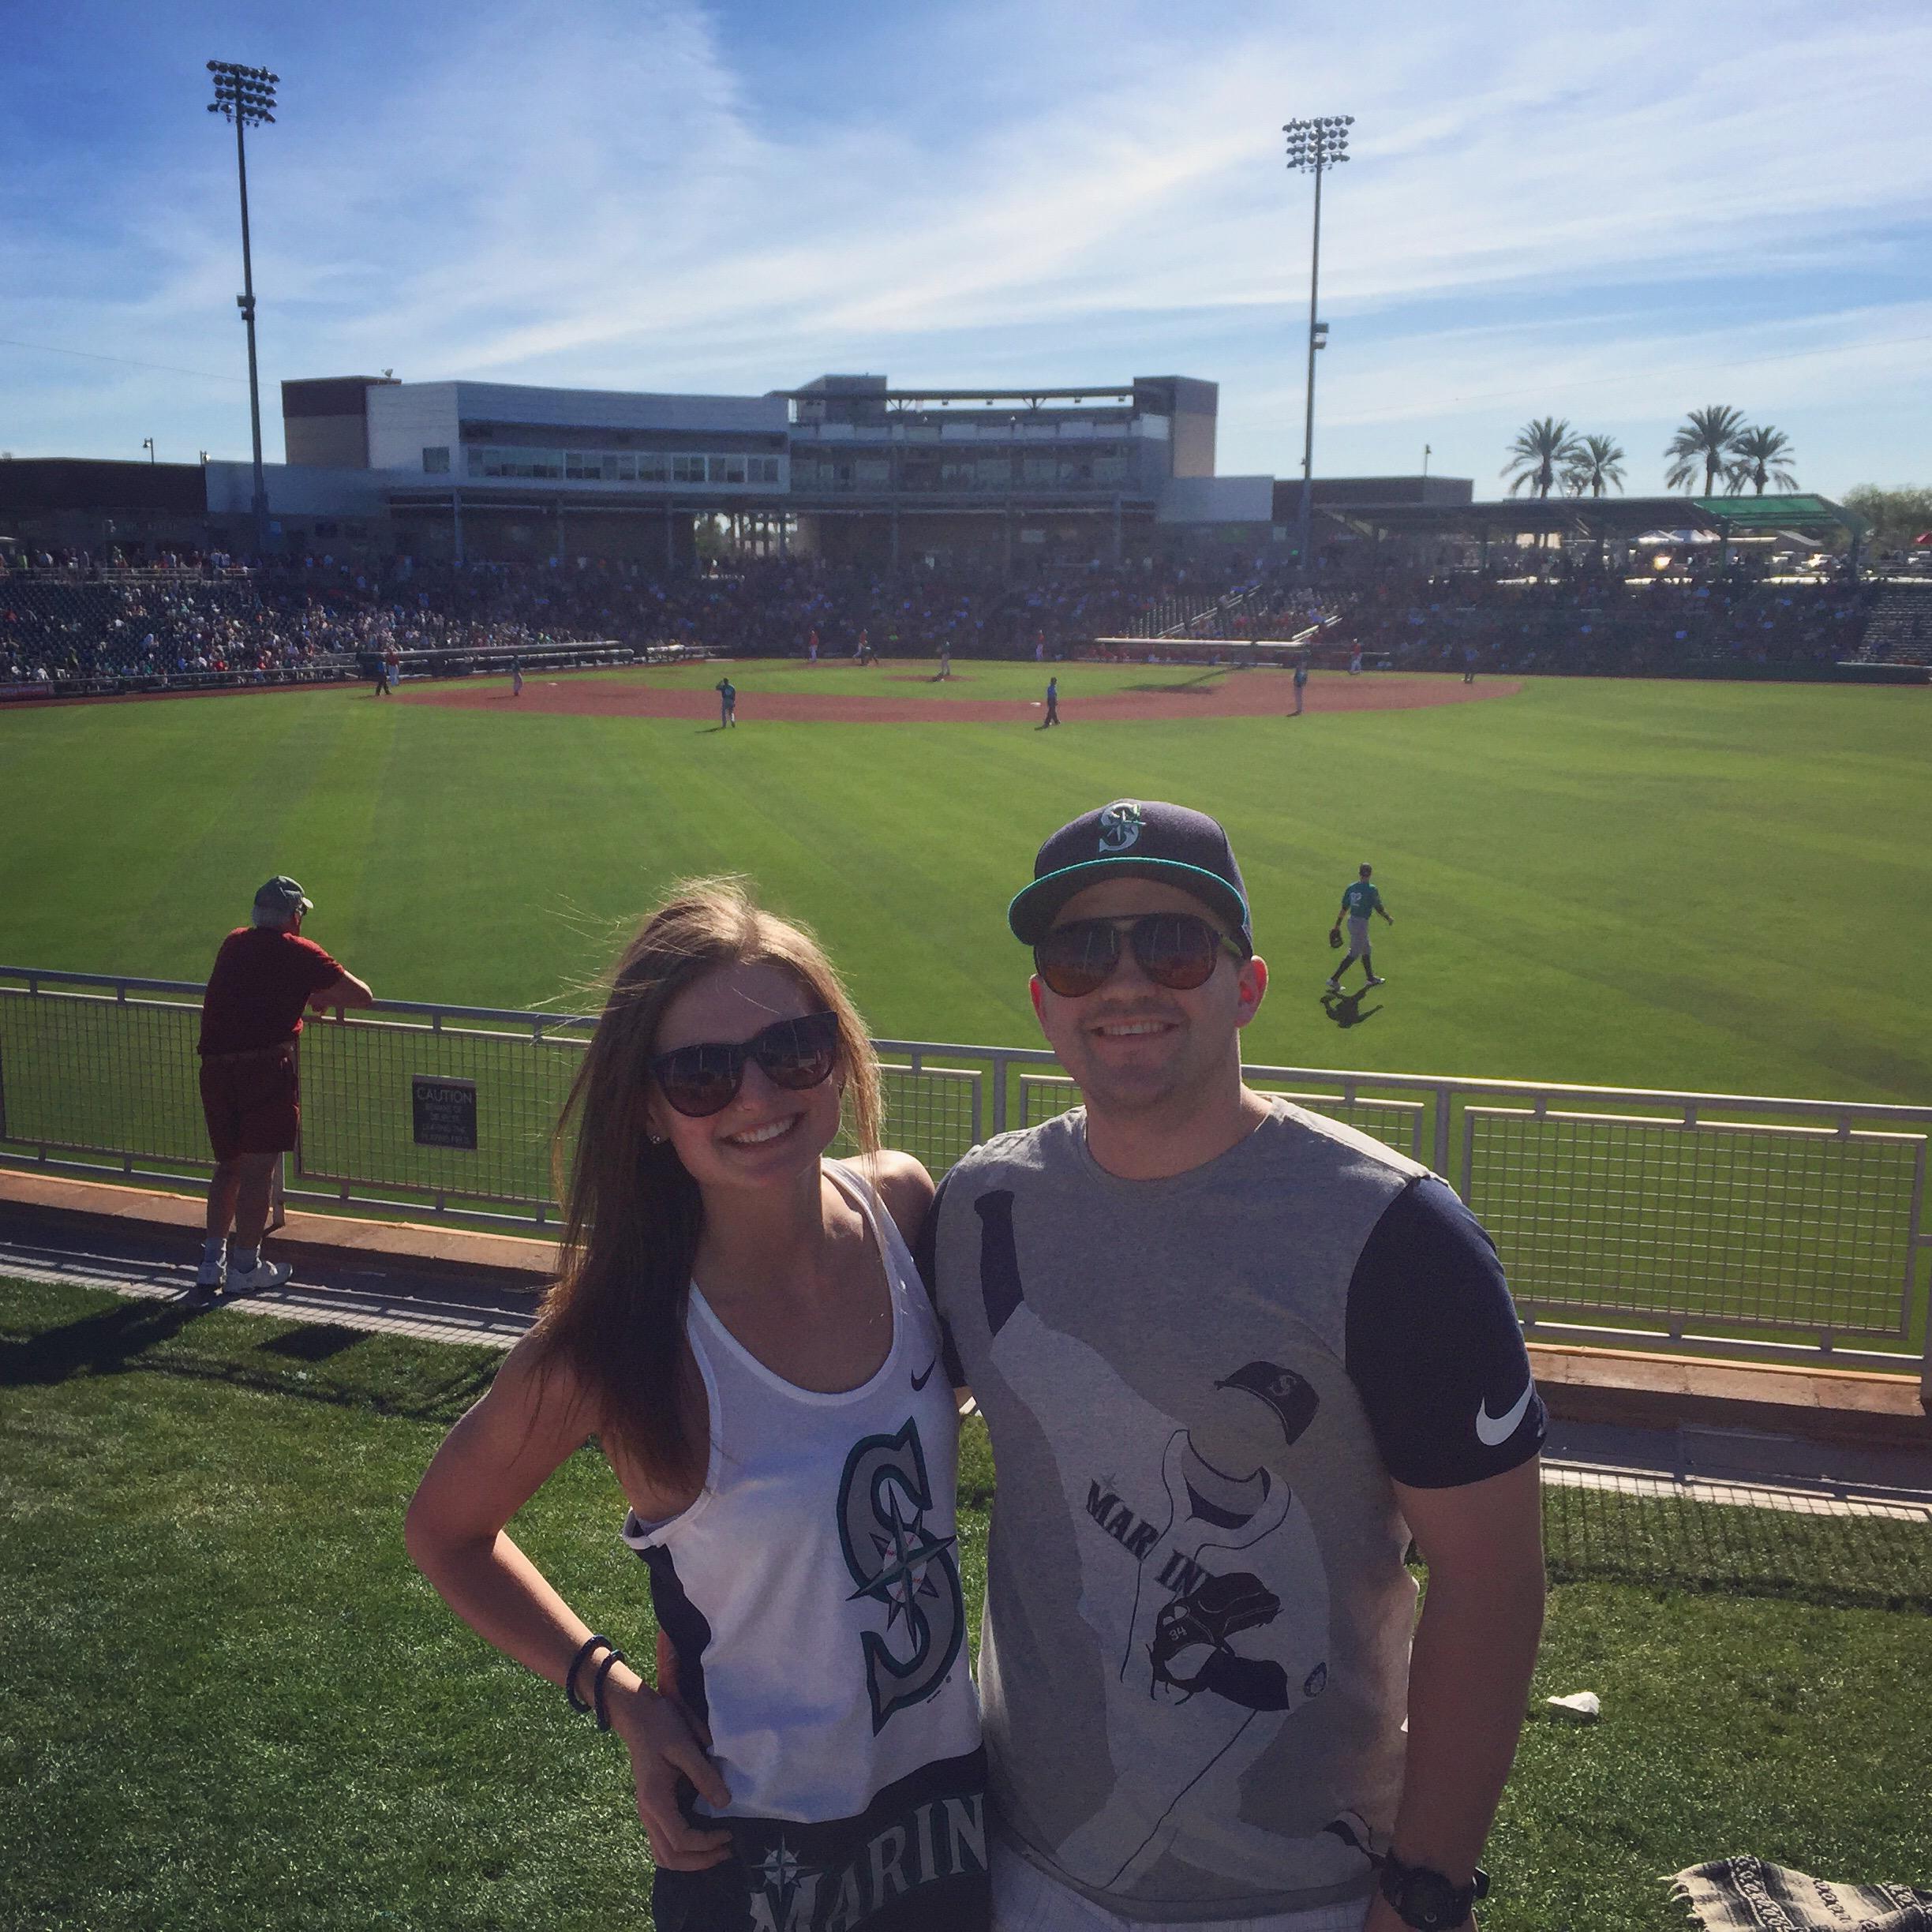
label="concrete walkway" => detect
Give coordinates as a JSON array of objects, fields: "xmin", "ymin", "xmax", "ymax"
[{"xmin": 3, "ymin": 1169, "xmax": 1928, "ymax": 1521}]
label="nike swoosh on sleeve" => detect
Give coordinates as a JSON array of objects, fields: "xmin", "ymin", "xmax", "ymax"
[{"xmin": 1475, "ymin": 1383, "xmax": 1533, "ymax": 1447}]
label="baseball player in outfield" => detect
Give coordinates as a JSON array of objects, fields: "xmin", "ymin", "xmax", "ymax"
[
  {"xmin": 918, "ymin": 800, "xmax": 1544, "ymax": 1932},
  {"xmin": 1327, "ymin": 867, "xmax": 1392, "ymax": 994}
]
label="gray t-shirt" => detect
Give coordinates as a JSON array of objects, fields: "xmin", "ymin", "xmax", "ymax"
[{"xmin": 920, "ymin": 1101, "xmax": 1543, "ymax": 1923}]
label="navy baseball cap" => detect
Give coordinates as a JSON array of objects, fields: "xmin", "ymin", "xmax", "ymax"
[
  {"xmin": 1007, "ymin": 800, "xmax": 1252, "ymax": 952},
  {"xmin": 1215, "ymin": 1361, "xmax": 1320, "ymax": 1444},
  {"xmin": 253, "ymin": 876, "xmax": 313, "ymax": 920}
]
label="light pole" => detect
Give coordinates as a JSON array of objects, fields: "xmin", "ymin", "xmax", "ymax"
[
  {"xmin": 1283, "ymin": 114, "xmax": 1351, "ymax": 573},
  {"xmin": 142, "ymin": 438, "xmax": 155, "ymax": 464},
  {"xmin": 207, "ymin": 60, "xmax": 279, "ymax": 557}
]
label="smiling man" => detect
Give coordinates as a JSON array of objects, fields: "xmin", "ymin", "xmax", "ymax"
[{"xmin": 917, "ymin": 800, "xmax": 1547, "ymax": 1932}]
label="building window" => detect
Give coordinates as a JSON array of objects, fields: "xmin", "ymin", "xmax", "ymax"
[
  {"xmin": 710, "ymin": 455, "xmax": 748, "ymax": 485},
  {"xmin": 672, "ymin": 455, "xmax": 708, "ymax": 485},
  {"xmin": 422, "ymin": 446, "xmax": 451, "ymax": 474}
]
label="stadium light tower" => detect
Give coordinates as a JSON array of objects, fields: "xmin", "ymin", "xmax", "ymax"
[
  {"xmin": 207, "ymin": 60, "xmax": 279, "ymax": 556},
  {"xmin": 1283, "ymin": 114, "xmax": 1351, "ymax": 573}
]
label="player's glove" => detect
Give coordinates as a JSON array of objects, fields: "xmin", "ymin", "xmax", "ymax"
[
  {"xmin": 1327, "ymin": 926, "xmax": 1343, "ymax": 949},
  {"xmin": 1150, "ymin": 1571, "xmax": 1282, "ymax": 1696}
]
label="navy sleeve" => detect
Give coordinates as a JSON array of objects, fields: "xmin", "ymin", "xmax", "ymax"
[
  {"xmin": 911, "ymin": 1169, "xmax": 967, "ymax": 1391},
  {"xmin": 1343, "ymin": 1176, "xmax": 1545, "ymax": 1489}
]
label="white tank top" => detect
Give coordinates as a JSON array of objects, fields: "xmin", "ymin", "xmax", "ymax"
[{"xmin": 622, "ymin": 1163, "xmax": 983, "ymax": 1837}]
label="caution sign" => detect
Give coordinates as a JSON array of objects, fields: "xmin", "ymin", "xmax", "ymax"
[{"xmin": 411, "ymin": 1076, "xmax": 478, "ymax": 1151}]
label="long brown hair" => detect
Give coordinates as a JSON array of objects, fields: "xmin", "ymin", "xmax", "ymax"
[{"xmin": 530, "ymin": 878, "xmax": 882, "ymax": 1490}]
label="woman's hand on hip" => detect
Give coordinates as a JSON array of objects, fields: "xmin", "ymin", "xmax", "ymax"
[{"xmin": 608, "ymin": 1682, "xmax": 734, "ymax": 1871}]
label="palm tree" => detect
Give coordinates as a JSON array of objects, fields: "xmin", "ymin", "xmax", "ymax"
[
  {"xmin": 1563, "ymin": 434, "xmax": 1627, "ymax": 499},
  {"xmin": 1502, "ymin": 417, "xmax": 1585, "ymax": 499},
  {"xmin": 1664, "ymin": 404, "xmax": 1747, "ymax": 496},
  {"xmin": 1724, "ymin": 425, "xmax": 1799, "ymax": 496}
]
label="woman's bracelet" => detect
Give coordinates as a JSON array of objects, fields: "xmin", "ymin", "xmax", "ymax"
[
  {"xmin": 564, "ymin": 1633, "xmax": 612, "ymax": 1714},
  {"xmin": 592, "ymin": 1648, "xmax": 629, "ymax": 1732}
]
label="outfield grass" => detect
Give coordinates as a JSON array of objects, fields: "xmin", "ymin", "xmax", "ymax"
[
  {"xmin": 1, "ymin": 668, "xmax": 1927, "ymax": 1103},
  {"xmin": 3, "ymin": 1275, "xmax": 1928, "ymax": 1932}
]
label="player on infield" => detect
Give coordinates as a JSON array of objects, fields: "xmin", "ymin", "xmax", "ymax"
[
  {"xmin": 1327, "ymin": 865, "xmax": 1392, "ymax": 994},
  {"xmin": 916, "ymin": 800, "xmax": 1544, "ymax": 1932},
  {"xmin": 193, "ymin": 877, "xmax": 373, "ymax": 1308}
]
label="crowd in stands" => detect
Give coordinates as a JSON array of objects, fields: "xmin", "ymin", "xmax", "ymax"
[
  {"xmin": 0, "ymin": 550, "xmax": 1211, "ymax": 692},
  {"xmin": 0, "ymin": 540, "xmax": 1893, "ymax": 696},
  {"xmin": 1338, "ymin": 568, "xmax": 1876, "ymax": 676},
  {"xmin": 1857, "ymin": 585, "xmax": 1932, "ymax": 665}
]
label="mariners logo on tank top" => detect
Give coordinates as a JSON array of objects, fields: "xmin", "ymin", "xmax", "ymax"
[{"xmin": 837, "ymin": 1419, "xmax": 965, "ymax": 1732}]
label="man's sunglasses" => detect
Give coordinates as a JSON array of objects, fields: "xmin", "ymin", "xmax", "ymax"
[
  {"xmin": 649, "ymin": 1009, "xmax": 841, "ymax": 1118},
  {"xmin": 1033, "ymin": 914, "xmax": 1246, "ymax": 999}
]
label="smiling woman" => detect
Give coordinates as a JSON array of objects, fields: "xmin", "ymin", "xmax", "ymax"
[{"xmin": 402, "ymin": 876, "xmax": 990, "ymax": 1932}]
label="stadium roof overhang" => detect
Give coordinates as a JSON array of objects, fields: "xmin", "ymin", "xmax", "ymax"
[
  {"xmin": 773, "ymin": 386, "xmax": 1139, "ymax": 407},
  {"xmin": 1323, "ymin": 492, "xmax": 1867, "ymax": 545}
]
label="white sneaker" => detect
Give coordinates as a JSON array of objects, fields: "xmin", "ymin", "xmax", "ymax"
[
  {"xmin": 227, "ymin": 1258, "xmax": 293, "ymax": 1294},
  {"xmin": 1325, "ymin": 978, "xmax": 1342, "ymax": 993},
  {"xmin": 1365, "ymin": 975, "xmax": 1386, "ymax": 987}
]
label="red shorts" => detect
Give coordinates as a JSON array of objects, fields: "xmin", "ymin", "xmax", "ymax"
[{"xmin": 199, "ymin": 1050, "xmax": 300, "ymax": 1160}]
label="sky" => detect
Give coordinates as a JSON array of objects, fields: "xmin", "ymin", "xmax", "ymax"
[{"xmin": 3, "ymin": 0, "xmax": 1929, "ymax": 499}]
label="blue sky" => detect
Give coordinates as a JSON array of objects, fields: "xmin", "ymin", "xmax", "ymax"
[{"xmin": 4, "ymin": 0, "xmax": 1929, "ymax": 497}]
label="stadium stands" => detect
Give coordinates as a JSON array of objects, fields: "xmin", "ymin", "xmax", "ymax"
[
  {"xmin": 0, "ymin": 543, "xmax": 1904, "ymax": 698},
  {"xmin": 1856, "ymin": 584, "xmax": 1932, "ymax": 666},
  {"xmin": 1336, "ymin": 571, "xmax": 1877, "ymax": 677}
]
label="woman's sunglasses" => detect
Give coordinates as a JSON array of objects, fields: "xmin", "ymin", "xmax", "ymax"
[
  {"xmin": 1033, "ymin": 913, "xmax": 1247, "ymax": 999},
  {"xmin": 649, "ymin": 1009, "xmax": 842, "ymax": 1119}
]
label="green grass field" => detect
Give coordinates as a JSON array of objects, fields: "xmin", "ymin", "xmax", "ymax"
[
  {"xmin": 2, "ymin": 664, "xmax": 1928, "ymax": 1103},
  {"xmin": 4, "ymin": 1276, "xmax": 1928, "ymax": 1932}
]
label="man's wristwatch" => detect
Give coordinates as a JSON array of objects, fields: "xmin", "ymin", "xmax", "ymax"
[{"xmin": 1377, "ymin": 1852, "xmax": 1489, "ymax": 1930}]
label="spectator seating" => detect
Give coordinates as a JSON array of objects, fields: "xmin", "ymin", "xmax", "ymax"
[
  {"xmin": 1856, "ymin": 585, "xmax": 1932, "ymax": 666},
  {"xmin": 0, "ymin": 545, "xmax": 1904, "ymax": 699}
]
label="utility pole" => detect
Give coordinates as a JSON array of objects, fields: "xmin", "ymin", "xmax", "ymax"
[
  {"xmin": 208, "ymin": 61, "xmax": 279, "ymax": 558},
  {"xmin": 1282, "ymin": 115, "xmax": 1352, "ymax": 575}
]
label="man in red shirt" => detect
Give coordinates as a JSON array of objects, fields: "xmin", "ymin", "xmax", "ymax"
[{"xmin": 193, "ymin": 877, "xmax": 373, "ymax": 1308}]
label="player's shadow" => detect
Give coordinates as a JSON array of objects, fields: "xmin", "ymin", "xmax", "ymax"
[{"xmin": 1320, "ymin": 987, "xmax": 1382, "ymax": 1028}]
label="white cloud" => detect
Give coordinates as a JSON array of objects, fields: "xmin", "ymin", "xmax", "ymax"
[{"xmin": 3, "ymin": 0, "xmax": 1929, "ymax": 493}]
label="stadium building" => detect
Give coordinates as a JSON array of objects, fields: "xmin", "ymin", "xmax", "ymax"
[
  {"xmin": 276, "ymin": 369, "xmax": 1271, "ymax": 569},
  {"xmin": 6, "ymin": 369, "xmax": 1445, "ymax": 569},
  {"xmin": 0, "ymin": 365, "xmax": 1866, "ymax": 573}
]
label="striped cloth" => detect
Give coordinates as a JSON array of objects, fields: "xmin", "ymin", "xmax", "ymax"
[{"xmin": 1670, "ymin": 1858, "xmax": 1932, "ymax": 1930}]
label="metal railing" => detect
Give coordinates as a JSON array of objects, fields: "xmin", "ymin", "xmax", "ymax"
[{"xmin": 2, "ymin": 967, "xmax": 1927, "ymax": 1391}]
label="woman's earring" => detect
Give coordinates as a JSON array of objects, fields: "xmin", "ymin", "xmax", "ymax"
[{"xmin": 646, "ymin": 1131, "xmax": 666, "ymax": 1146}]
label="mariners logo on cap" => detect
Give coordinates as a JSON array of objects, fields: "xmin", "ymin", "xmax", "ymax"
[
  {"xmin": 1215, "ymin": 1360, "xmax": 1320, "ymax": 1444},
  {"xmin": 1097, "ymin": 801, "xmax": 1145, "ymax": 853}
]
